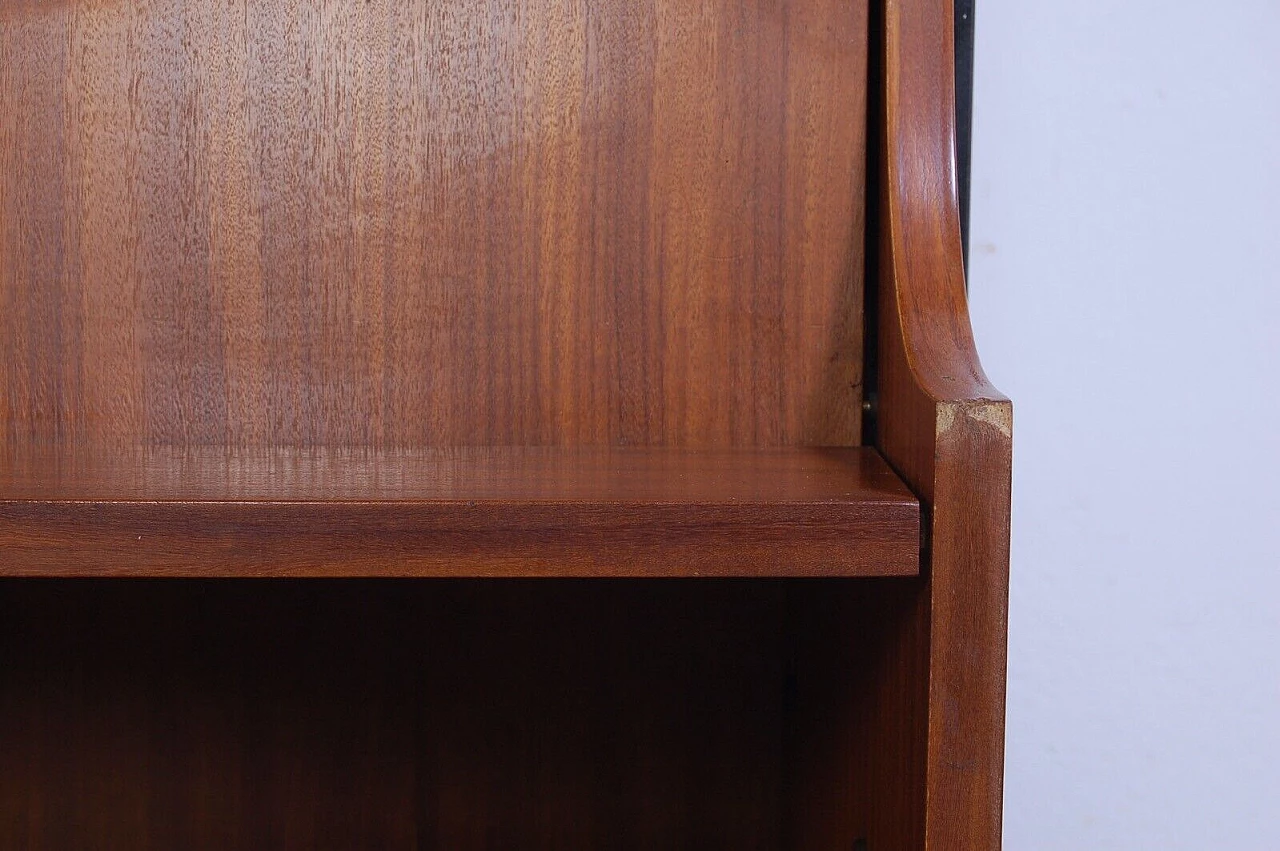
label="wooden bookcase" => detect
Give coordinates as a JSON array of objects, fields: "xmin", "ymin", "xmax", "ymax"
[{"xmin": 0, "ymin": 0, "xmax": 1010, "ymax": 847}]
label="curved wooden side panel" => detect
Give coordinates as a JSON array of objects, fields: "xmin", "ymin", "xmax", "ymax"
[{"xmin": 870, "ymin": 0, "xmax": 1012, "ymax": 848}]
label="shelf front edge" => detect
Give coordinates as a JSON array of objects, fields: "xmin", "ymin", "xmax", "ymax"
[
  {"xmin": 0, "ymin": 500, "xmax": 918, "ymax": 578},
  {"xmin": 0, "ymin": 447, "xmax": 919, "ymax": 578}
]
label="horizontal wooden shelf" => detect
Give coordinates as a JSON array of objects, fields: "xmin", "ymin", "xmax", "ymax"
[{"xmin": 0, "ymin": 446, "xmax": 919, "ymax": 577}]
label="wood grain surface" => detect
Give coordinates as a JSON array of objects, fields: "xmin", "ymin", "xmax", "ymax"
[
  {"xmin": 0, "ymin": 446, "xmax": 919, "ymax": 577},
  {"xmin": 0, "ymin": 578, "xmax": 880, "ymax": 849},
  {"xmin": 0, "ymin": 0, "xmax": 868, "ymax": 449},
  {"xmin": 861, "ymin": 1, "xmax": 1014, "ymax": 848},
  {"xmin": 0, "ymin": 1, "xmax": 1015, "ymax": 848}
]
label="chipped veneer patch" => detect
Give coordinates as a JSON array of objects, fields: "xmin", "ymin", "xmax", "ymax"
[{"xmin": 936, "ymin": 401, "xmax": 1012, "ymax": 439}]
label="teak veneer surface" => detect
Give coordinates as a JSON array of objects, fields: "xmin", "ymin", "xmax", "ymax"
[
  {"xmin": 0, "ymin": 0, "xmax": 1013, "ymax": 847},
  {"xmin": 855, "ymin": 1, "xmax": 1013, "ymax": 848},
  {"xmin": 0, "ymin": 446, "xmax": 919, "ymax": 576},
  {"xmin": 0, "ymin": 0, "xmax": 867, "ymax": 449},
  {"xmin": 0, "ymin": 579, "xmax": 873, "ymax": 849}
]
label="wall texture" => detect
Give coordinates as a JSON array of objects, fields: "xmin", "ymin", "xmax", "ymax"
[{"xmin": 969, "ymin": 2, "xmax": 1280, "ymax": 847}]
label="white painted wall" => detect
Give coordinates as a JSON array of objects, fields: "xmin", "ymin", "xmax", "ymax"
[{"xmin": 968, "ymin": 2, "xmax": 1280, "ymax": 847}]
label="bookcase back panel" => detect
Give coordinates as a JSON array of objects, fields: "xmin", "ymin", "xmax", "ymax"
[
  {"xmin": 0, "ymin": 580, "xmax": 796, "ymax": 847},
  {"xmin": 0, "ymin": 0, "xmax": 866, "ymax": 447}
]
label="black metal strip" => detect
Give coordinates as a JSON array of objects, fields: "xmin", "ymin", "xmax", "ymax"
[{"xmin": 955, "ymin": 0, "xmax": 975, "ymax": 276}]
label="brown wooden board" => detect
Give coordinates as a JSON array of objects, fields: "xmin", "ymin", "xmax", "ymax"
[
  {"xmin": 0, "ymin": 578, "xmax": 908, "ymax": 849},
  {"xmin": 0, "ymin": 0, "xmax": 1012, "ymax": 847},
  {"xmin": 0, "ymin": 0, "xmax": 867, "ymax": 449},
  {"xmin": 861, "ymin": 1, "xmax": 1014, "ymax": 848},
  {"xmin": 0, "ymin": 446, "xmax": 918, "ymax": 577}
]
